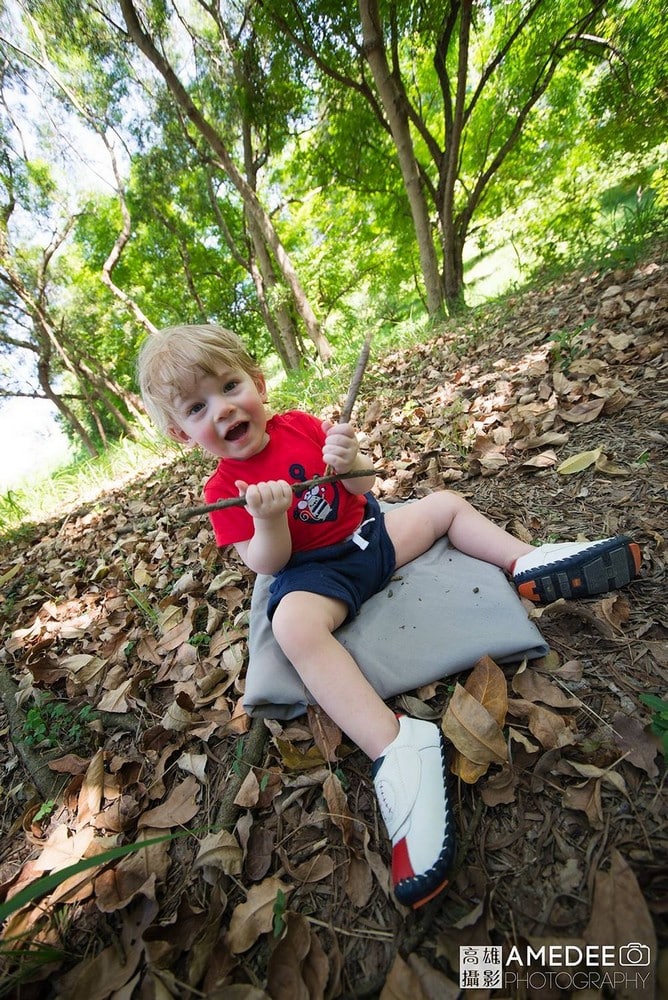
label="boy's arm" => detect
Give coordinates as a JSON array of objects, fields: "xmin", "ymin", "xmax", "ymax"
[
  {"xmin": 233, "ymin": 480, "xmax": 293, "ymax": 575},
  {"xmin": 322, "ymin": 421, "xmax": 376, "ymax": 495}
]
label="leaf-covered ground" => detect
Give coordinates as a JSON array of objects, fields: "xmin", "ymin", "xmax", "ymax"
[{"xmin": 1, "ymin": 252, "xmax": 666, "ymax": 999}]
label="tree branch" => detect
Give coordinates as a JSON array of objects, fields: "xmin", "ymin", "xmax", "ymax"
[{"xmin": 180, "ymin": 468, "xmax": 379, "ymax": 521}]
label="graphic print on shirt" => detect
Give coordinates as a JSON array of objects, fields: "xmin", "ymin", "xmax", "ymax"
[{"xmin": 289, "ymin": 463, "xmax": 340, "ymax": 525}]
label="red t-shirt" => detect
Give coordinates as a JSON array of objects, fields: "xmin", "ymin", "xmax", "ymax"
[{"xmin": 204, "ymin": 410, "xmax": 367, "ymax": 550}]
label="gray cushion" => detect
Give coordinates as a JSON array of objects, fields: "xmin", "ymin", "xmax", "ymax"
[{"xmin": 243, "ymin": 517, "xmax": 548, "ymax": 720}]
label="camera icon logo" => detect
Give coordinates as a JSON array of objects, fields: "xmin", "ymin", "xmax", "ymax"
[{"xmin": 619, "ymin": 943, "xmax": 651, "ymax": 966}]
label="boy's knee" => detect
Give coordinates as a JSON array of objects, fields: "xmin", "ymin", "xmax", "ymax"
[
  {"xmin": 270, "ymin": 603, "xmax": 294, "ymax": 651},
  {"xmin": 271, "ymin": 592, "xmax": 344, "ymax": 656},
  {"xmin": 271, "ymin": 598, "xmax": 312, "ymax": 658}
]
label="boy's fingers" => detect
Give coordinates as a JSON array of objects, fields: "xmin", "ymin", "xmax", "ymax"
[{"xmin": 235, "ymin": 479, "xmax": 248, "ymax": 496}]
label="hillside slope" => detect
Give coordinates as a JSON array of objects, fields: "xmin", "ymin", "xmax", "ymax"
[{"xmin": 1, "ymin": 253, "xmax": 666, "ymax": 997}]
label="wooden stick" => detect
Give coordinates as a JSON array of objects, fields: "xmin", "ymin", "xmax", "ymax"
[
  {"xmin": 179, "ymin": 468, "xmax": 378, "ymax": 520},
  {"xmin": 339, "ymin": 326, "xmax": 375, "ymax": 424},
  {"xmin": 323, "ymin": 326, "xmax": 375, "ymax": 476}
]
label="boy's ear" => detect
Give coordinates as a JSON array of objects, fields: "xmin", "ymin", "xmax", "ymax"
[
  {"xmin": 254, "ymin": 373, "xmax": 268, "ymax": 400},
  {"xmin": 167, "ymin": 424, "xmax": 192, "ymax": 445}
]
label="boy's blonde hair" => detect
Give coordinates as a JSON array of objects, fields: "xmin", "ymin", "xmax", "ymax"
[{"xmin": 137, "ymin": 323, "xmax": 264, "ymax": 433}]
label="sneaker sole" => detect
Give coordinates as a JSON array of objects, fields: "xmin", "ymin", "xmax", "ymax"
[
  {"xmin": 392, "ymin": 731, "xmax": 456, "ymax": 909},
  {"xmin": 515, "ymin": 536, "xmax": 641, "ymax": 603}
]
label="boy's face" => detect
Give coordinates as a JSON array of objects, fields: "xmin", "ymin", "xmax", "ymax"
[{"xmin": 169, "ymin": 369, "xmax": 269, "ymax": 460}]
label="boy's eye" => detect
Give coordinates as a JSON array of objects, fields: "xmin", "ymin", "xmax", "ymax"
[
  {"xmin": 224, "ymin": 380, "xmax": 239, "ymax": 392},
  {"xmin": 188, "ymin": 402, "xmax": 205, "ymax": 416}
]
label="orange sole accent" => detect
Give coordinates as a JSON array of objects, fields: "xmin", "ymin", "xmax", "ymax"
[
  {"xmin": 411, "ymin": 878, "xmax": 449, "ymax": 910},
  {"xmin": 629, "ymin": 542, "xmax": 642, "ymax": 575},
  {"xmin": 517, "ymin": 580, "xmax": 540, "ymax": 602}
]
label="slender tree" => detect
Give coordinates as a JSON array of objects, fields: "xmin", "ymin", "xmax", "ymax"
[
  {"xmin": 0, "ymin": 56, "xmax": 141, "ymax": 453},
  {"xmin": 117, "ymin": 0, "xmax": 332, "ymax": 362},
  {"xmin": 261, "ymin": 0, "xmax": 622, "ymax": 314}
]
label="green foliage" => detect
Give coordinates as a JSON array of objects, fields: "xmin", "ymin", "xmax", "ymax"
[
  {"xmin": 23, "ymin": 696, "xmax": 96, "ymax": 750},
  {"xmin": 586, "ymin": 0, "xmax": 668, "ymax": 160},
  {"xmin": 272, "ymin": 888, "xmax": 288, "ymax": 937},
  {"xmin": 187, "ymin": 631, "xmax": 211, "ymax": 649},
  {"xmin": 549, "ymin": 328, "xmax": 584, "ymax": 371},
  {"xmin": 639, "ymin": 693, "xmax": 668, "ymax": 758},
  {"xmin": 33, "ymin": 799, "xmax": 57, "ymax": 823},
  {"xmin": 23, "ymin": 160, "xmax": 57, "ymax": 212},
  {"xmin": 510, "ymin": 150, "xmax": 668, "ymax": 279},
  {"xmin": 607, "ymin": 187, "xmax": 668, "ymax": 263},
  {"xmin": 0, "ymin": 489, "xmax": 28, "ymax": 526}
]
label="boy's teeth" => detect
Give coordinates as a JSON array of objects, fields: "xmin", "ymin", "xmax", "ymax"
[{"xmin": 226, "ymin": 422, "xmax": 247, "ymax": 440}]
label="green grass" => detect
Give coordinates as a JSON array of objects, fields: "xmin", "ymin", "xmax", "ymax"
[
  {"xmin": 0, "ymin": 428, "xmax": 182, "ymax": 537},
  {"xmin": 268, "ymin": 308, "xmax": 431, "ymax": 416}
]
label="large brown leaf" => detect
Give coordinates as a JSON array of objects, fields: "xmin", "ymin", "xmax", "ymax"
[{"xmin": 442, "ymin": 656, "xmax": 508, "ymax": 784}]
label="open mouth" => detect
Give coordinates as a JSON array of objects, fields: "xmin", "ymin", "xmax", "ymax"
[{"xmin": 225, "ymin": 421, "xmax": 249, "ymax": 442}]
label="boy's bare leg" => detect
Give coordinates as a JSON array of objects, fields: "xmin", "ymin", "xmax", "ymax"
[
  {"xmin": 271, "ymin": 588, "xmax": 454, "ymax": 909},
  {"xmin": 384, "ymin": 490, "xmax": 640, "ymax": 602},
  {"xmin": 384, "ymin": 490, "xmax": 532, "ymax": 571},
  {"xmin": 271, "ymin": 590, "xmax": 400, "ymax": 759}
]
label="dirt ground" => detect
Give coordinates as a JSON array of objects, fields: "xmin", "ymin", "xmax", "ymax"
[{"xmin": 1, "ymin": 249, "xmax": 666, "ymax": 999}]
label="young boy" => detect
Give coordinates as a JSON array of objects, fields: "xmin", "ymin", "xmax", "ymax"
[{"xmin": 138, "ymin": 323, "xmax": 641, "ymax": 909}]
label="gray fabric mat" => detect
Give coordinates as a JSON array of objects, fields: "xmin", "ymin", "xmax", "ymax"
[{"xmin": 243, "ymin": 531, "xmax": 548, "ymax": 720}]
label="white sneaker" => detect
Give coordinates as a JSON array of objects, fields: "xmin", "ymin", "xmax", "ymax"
[
  {"xmin": 513, "ymin": 535, "xmax": 641, "ymax": 603},
  {"xmin": 372, "ymin": 716, "xmax": 455, "ymax": 908}
]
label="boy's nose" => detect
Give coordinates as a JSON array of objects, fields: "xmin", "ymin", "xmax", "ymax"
[{"xmin": 213, "ymin": 395, "xmax": 234, "ymax": 420}]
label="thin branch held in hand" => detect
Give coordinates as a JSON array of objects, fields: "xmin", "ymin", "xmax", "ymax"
[
  {"xmin": 323, "ymin": 326, "xmax": 375, "ymax": 478},
  {"xmin": 339, "ymin": 326, "xmax": 375, "ymax": 425},
  {"xmin": 179, "ymin": 468, "xmax": 378, "ymax": 520}
]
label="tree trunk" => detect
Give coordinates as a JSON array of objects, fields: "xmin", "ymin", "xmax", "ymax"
[
  {"xmin": 442, "ymin": 222, "xmax": 466, "ymax": 315},
  {"xmin": 119, "ymin": 0, "xmax": 332, "ymax": 363},
  {"xmin": 439, "ymin": 1, "xmax": 473, "ymax": 314},
  {"xmin": 76, "ymin": 356, "xmax": 143, "ymax": 434},
  {"xmin": 247, "ymin": 217, "xmax": 302, "ymax": 369},
  {"xmin": 358, "ymin": 0, "xmax": 444, "ymax": 318},
  {"xmin": 37, "ymin": 361, "xmax": 99, "ymax": 457}
]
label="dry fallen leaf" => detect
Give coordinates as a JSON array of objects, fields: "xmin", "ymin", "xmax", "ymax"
[
  {"xmin": 323, "ymin": 772, "xmax": 358, "ymax": 849},
  {"xmin": 194, "ymin": 830, "xmax": 243, "ymax": 876},
  {"xmin": 556, "ymin": 448, "xmax": 603, "ymax": 475},
  {"xmin": 137, "ymin": 775, "xmax": 201, "ymax": 829},
  {"xmin": 464, "ymin": 656, "xmax": 509, "ymax": 726},
  {"xmin": 584, "ymin": 849, "xmax": 657, "ymax": 996},
  {"xmin": 275, "ymin": 736, "xmax": 328, "ymax": 771},
  {"xmin": 442, "ymin": 658, "xmax": 508, "ymax": 784},
  {"xmin": 511, "ymin": 663, "xmax": 579, "ymax": 709},
  {"xmin": 562, "ymin": 776, "xmax": 604, "ymax": 828},
  {"xmin": 506, "ymin": 698, "xmax": 577, "ymax": 749},
  {"xmin": 479, "ymin": 764, "xmax": 518, "ymax": 807},
  {"xmin": 226, "ymin": 877, "xmax": 293, "ymax": 954},
  {"xmin": 611, "ymin": 713, "xmax": 660, "ymax": 777},
  {"xmin": 55, "ymin": 896, "xmax": 159, "ymax": 999},
  {"xmin": 560, "ymin": 397, "xmax": 606, "ymax": 423},
  {"xmin": 520, "ymin": 449, "xmax": 558, "ymax": 470},
  {"xmin": 380, "ymin": 952, "xmax": 430, "ymax": 1000},
  {"xmin": 266, "ymin": 911, "xmax": 329, "ymax": 1000},
  {"xmin": 307, "ymin": 703, "xmax": 342, "ymax": 762}
]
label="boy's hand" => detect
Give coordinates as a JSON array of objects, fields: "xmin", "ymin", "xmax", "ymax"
[
  {"xmin": 321, "ymin": 420, "xmax": 358, "ymax": 474},
  {"xmin": 235, "ymin": 479, "xmax": 293, "ymax": 520}
]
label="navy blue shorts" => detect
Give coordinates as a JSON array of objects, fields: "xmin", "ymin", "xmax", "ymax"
[{"xmin": 267, "ymin": 493, "xmax": 397, "ymax": 624}]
